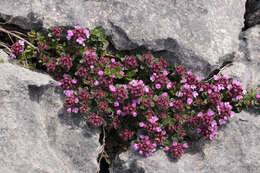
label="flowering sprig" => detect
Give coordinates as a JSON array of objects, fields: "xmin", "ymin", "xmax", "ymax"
[{"xmin": 9, "ymin": 26, "xmax": 260, "ymax": 161}]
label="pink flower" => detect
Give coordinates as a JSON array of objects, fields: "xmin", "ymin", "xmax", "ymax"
[
  {"xmin": 150, "ymin": 75, "xmax": 155, "ymax": 82},
  {"xmin": 162, "ymin": 92, "xmax": 168, "ymax": 97},
  {"xmin": 161, "ymin": 130, "xmax": 166, "ymax": 135},
  {"xmin": 149, "ymin": 116, "xmax": 159, "ymax": 124},
  {"xmin": 172, "ymin": 141, "xmax": 177, "ymax": 146},
  {"xmin": 18, "ymin": 40, "xmax": 24, "ymax": 45},
  {"xmin": 181, "ymin": 78, "xmax": 187, "ymax": 83},
  {"xmin": 94, "ymin": 81, "xmax": 99, "ymax": 86},
  {"xmin": 67, "ymin": 30, "xmax": 73, "ymax": 40},
  {"xmin": 223, "ymin": 74, "xmax": 229, "ymax": 79},
  {"xmin": 178, "ymin": 92, "xmax": 183, "ymax": 97},
  {"xmin": 183, "ymin": 143, "xmax": 189, "ymax": 148},
  {"xmin": 227, "ymin": 84, "xmax": 232, "ymax": 90},
  {"xmin": 132, "ymin": 112, "xmax": 137, "ymax": 117},
  {"xmin": 133, "ymin": 144, "xmax": 139, "ymax": 150},
  {"xmin": 67, "ymin": 108, "xmax": 72, "ymax": 113},
  {"xmin": 196, "ymin": 128, "xmax": 201, "ymax": 133},
  {"xmin": 98, "ymin": 71, "xmax": 104, "ymax": 76},
  {"xmin": 139, "ymin": 122, "xmax": 145, "ymax": 127},
  {"xmin": 85, "ymin": 50, "xmax": 90, "ymax": 56},
  {"xmin": 72, "ymin": 108, "xmax": 79, "ymax": 113},
  {"xmin": 109, "ymin": 85, "xmax": 116, "ymax": 92},
  {"xmin": 111, "ymin": 58, "xmax": 115, "ymax": 63},
  {"xmin": 64, "ymin": 90, "xmax": 74, "ymax": 97},
  {"xmin": 195, "ymin": 76, "xmax": 201, "ymax": 81},
  {"xmin": 167, "ymin": 82, "xmax": 172, "ymax": 89},
  {"xmin": 156, "ymin": 127, "xmax": 162, "ymax": 132},
  {"xmin": 164, "ymin": 147, "xmax": 169, "ymax": 151},
  {"xmin": 116, "ymin": 110, "xmax": 122, "ymax": 115},
  {"xmin": 207, "ymin": 110, "xmax": 214, "ymax": 116},
  {"xmin": 184, "ymin": 83, "xmax": 190, "ymax": 89},
  {"xmin": 155, "ymin": 84, "xmax": 161, "ymax": 89},
  {"xmin": 163, "ymin": 70, "xmax": 169, "ymax": 76},
  {"xmin": 187, "ymin": 98, "xmax": 193, "ymax": 105},
  {"xmin": 72, "ymin": 79, "xmax": 77, "ymax": 84},
  {"xmin": 120, "ymin": 71, "xmax": 125, "ymax": 76},
  {"xmin": 144, "ymin": 86, "xmax": 149, "ymax": 92},
  {"xmin": 197, "ymin": 112, "xmax": 203, "ymax": 117},
  {"xmin": 114, "ymin": 101, "xmax": 119, "ymax": 107},
  {"xmin": 57, "ymin": 82, "xmax": 62, "ymax": 86},
  {"xmin": 192, "ymin": 91, "xmax": 198, "ymax": 98},
  {"xmin": 213, "ymin": 75, "xmax": 220, "ymax": 80},
  {"xmin": 187, "ymin": 70, "xmax": 192, "ymax": 75}
]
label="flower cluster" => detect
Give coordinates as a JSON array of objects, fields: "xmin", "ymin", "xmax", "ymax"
[
  {"xmin": 10, "ymin": 26, "xmax": 260, "ymax": 161},
  {"xmin": 67, "ymin": 26, "xmax": 90, "ymax": 46},
  {"xmin": 10, "ymin": 40, "xmax": 24, "ymax": 59},
  {"xmin": 133, "ymin": 135, "xmax": 157, "ymax": 157}
]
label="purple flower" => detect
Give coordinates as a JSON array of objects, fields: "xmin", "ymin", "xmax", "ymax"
[
  {"xmin": 67, "ymin": 108, "xmax": 72, "ymax": 113},
  {"xmin": 164, "ymin": 147, "xmax": 169, "ymax": 151},
  {"xmin": 72, "ymin": 79, "xmax": 77, "ymax": 84},
  {"xmin": 114, "ymin": 101, "xmax": 119, "ymax": 107},
  {"xmin": 172, "ymin": 141, "xmax": 177, "ymax": 146},
  {"xmin": 18, "ymin": 40, "xmax": 24, "ymax": 46},
  {"xmin": 163, "ymin": 70, "xmax": 169, "ymax": 76},
  {"xmin": 183, "ymin": 143, "xmax": 189, "ymax": 148},
  {"xmin": 149, "ymin": 116, "xmax": 159, "ymax": 124},
  {"xmin": 184, "ymin": 83, "xmax": 190, "ymax": 89},
  {"xmin": 116, "ymin": 110, "xmax": 122, "ymax": 115},
  {"xmin": 64, "ymin": 90, "xmax": 74, "ymax": 97},
  {"xmin": 94, "ymin": 81, "xmax": 99, "ymax": 86},
  {"xmin": 57, "ymin": 82, "xmax": 62, "ymax": 86},
  {"xmin": 72, "ymin": 108, "xmax": 79, "ymax": 113},
  {"xmin": 109, "ymin": 85, "xmax": 116, "ymax": 92},
  {"xmin": 67, "ymin": 30, "xmax": 73, "ymax": 40},
  {"xmin": 192, "ymin": 91, "xmax": 198, "ymax": 98},
  {"xmin": 187, "ymin": 98, "xmax": 193, "ymax": 105},
  {"xmin": 139, "ymin": 122, "xmax": 145, "ymax": 127},
  {"xmin": 167, "ymin": 82, "xmax": 172, "ymax": 89},
  {"xmin": 155, "ymin": 84, "xmax": 161, "ymax": 89},
  {"xmin": 133, "ymin": 144, "xmax": 139, "ymax": 150}
]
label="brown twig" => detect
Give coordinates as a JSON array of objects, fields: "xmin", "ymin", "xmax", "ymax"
[
  {"xmin": 0, "ymin": 42, "xmax": 11, "ymax": 52},
  {"xmin": 105, "ymin": 53, "xmax": 117, "ymax": 58},
  {"xmin": 0, "ymin": 26, "xmax": 39, "ymax": 52},
  {"xmin": 7, "ymin": 33, "xmax": 14, "ymax": 44}
]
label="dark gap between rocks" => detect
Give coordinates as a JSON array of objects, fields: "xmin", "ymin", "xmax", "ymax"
[{"xmin": 242, "ymin": 0, "xmax": 260, "ymax": 31}]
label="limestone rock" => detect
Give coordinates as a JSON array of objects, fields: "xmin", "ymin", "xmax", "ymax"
[
  {"xmin": 110, "ymin": 111, "xmax": 260, "ymax": 173},
  {"xmin": 0, "ymin": 63, "xmax": 100, "ymax": 173},
  {"xmin": 221, "ymin": 25, "xmax": 260, "ymax": 89},
  {"xmin": 0, "ymin": 50, "xmax": 9, "ymax": 63},
  {"xmin": 0, "ymin": 0, "xmax": 246, "ymax": 77}
]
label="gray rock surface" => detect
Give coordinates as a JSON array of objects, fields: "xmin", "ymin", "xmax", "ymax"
[
  {"xmin": 0, "ymin": 50, "xmax": 9, "ymax": 62},
  {"xmin": 110, "ymin": 111, "xmax": 260, "ymax": 173},
  {"xmin": 221, "ymin": 25, "xmax": 260, "ymax": 89},
  {"xmin": 0, "ymin": 61, "xmax": 100, "ymax": 173},
  {"xmin": 0, "ymin": 0, "xmax": 246, "ymax": 76}
]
